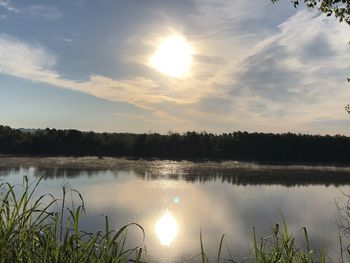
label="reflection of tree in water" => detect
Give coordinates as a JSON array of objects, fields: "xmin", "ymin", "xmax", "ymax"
[
  {"xmin": 139, "ymin": 167, "xmax": 350, "ymax": 187},
  {"xmin": 0, "ymin": 166, "xmax": 115, "ymax": 180},
  {"xmin": 1, "ymin": 158, "xmax": 350, "ymax": 187}
]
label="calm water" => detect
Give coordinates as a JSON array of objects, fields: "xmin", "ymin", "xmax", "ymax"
[{"xmin": 1, "ymin": 157, "xmax": 350, "ymax": 262}]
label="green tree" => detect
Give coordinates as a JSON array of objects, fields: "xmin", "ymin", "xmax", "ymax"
[{"xmin": 272, "ymin": 0, "xmax": 350, "ymax": 113}]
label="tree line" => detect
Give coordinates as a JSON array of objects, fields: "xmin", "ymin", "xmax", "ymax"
[{"xmin": 1, "ymin": 125, "xmax": 350, "ymax": 163}]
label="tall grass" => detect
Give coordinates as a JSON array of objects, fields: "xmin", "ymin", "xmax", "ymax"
[
  {"xmin": 0, "ymin": 176, "xmax": 339, "ymax": 262},
  {"xmin": 251, "ymin": 219, "xmax": 329, "ymax": 263},
  {"xmin": 197, "ymin": 219, "xmax": 331, "ymax": 263},
  {"xmin": 0, "ymin": 176, "xmax": 145, "ymax": 263}
]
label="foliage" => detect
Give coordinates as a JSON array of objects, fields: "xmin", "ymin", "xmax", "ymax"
[
  {"xmin": 271, "ymin": 0, "xmax": 350, "ymax": 25},
  {"xmin": 196, "ymin": 216, "xmax": 331, "ymax": 263},
  {"xmin": 1, "ymin": 125, "xmax": 350, "ymax": 164},
  {"xmin": 252, "ymin": 219, "xmax": 329, "ymax": 263},
  {"xmin": 0, "ymin": 176, "xmax": 145, "ymax": 263}
]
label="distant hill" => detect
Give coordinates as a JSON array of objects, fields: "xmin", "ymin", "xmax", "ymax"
[{"xmin": 1, "ymin": 125, "xmax": 350, "ymax": 164}]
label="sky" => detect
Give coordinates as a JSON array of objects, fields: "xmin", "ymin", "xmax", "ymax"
[{"xmin": 0, "ymin": 0, "xmax": 349, "ymax": 135}]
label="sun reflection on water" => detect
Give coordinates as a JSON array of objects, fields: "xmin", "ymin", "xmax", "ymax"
[{"xmin": 155, "ymin": 211, "xmax": 178, "ymax": 246}]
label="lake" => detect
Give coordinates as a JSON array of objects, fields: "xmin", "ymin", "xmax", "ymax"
[{"xmin": 1, "ymin": 157, "xmax": 350, "ymax": 262}]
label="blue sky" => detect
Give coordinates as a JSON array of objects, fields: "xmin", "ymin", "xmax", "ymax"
[{"xmin": 0, "ymin": 0, "xmax": 349, "ymax": 134}]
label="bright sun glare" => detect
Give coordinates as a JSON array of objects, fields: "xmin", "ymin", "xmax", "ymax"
[
  {"xmin": 149, "ymin": 35, "xmax": 193, "ymax": 78},
  {"xmin": 155, "ymin": 211, "xmax": 178, "ymax": 246}
]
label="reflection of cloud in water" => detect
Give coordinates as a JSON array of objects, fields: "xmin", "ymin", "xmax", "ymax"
[
  {"xmin": 1, "ymin": 158, "xmax": 350, "ymax": 261},
  {"xmin": 76, "ymin": 177, "xmax": 347, "ymax": 261},
  {"xmin": 68, "ymin": 178, "xmax": 247, "ymax": 260}
]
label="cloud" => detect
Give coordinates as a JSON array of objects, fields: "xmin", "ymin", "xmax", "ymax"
[
  {"xmin": 300, "ymin": 33, "xmax": 335, "ymax": 61},
  {"xmin": 62, "ymin": 38, "xmax": 75, "ymax": 43},
  {"xmin": 239, "ymin": 9, "xmax": 350, "ymax": 117},
  {"xmin": 0, "ymin": 1, "xmax": 60, "ymax": 19},
  {"xmin": 195, "ymin": 96, "xmax": 234, "ymax": 114},
  {"xmin": 0, "ymin": 1, "xmax": 349, "ymax": 134},
  {"xmin": 0, "ymin": 36, "xmax": 59, "ymax": 81},
  {"xmin": 22, "ymin": 5, "xmax": 61, "ymax": 19},
  {"xmin": 186, "ymin": 3, "xmax": 350, "ymax": 133},
  {"xmin": 0, "ymin": 35, "xmax": 196, "ymax": 126},
  {"xmin": 236, "ymin": 44, "xmax": 302, "ymax": 102},
  {"xmin": 0, "ymin": 0, "xmax": 18, "ymax": 13}
]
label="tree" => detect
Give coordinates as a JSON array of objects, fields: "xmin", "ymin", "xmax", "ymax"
[
  {"xmin": 272, "ymin": 0, "xmax": 350, "ymax": 24},
  {"xmin": 272, "ymin": 0, "xmax": 350, "ymax": 113}
]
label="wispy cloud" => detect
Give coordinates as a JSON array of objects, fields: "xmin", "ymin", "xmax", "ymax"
[
  {"xmin": 62, "ymin": 38, "xmax": 75, "ymax": 43},
  {"xmin": 0, "ymin": 0, "xmax": 18, "ymax": 13},
  {"xmin": 0, "ymin": 35, "xmax": 188, "ymax": 124},
  {"xmin": 0, "ymin": 35, "xmax": 58, "ymax": 81},
  {"xmin": 22, "ymin": 5, "xmax": 61, "ymax": 19},
  {"xmin": 0, "ymin": 0, "xmax": 349, "ymax": 134},
  {"xmin": 0, "ymin": 1, "xmax": 60, "ymax": 19},
  {"xmin": 184, "ymin": 1, "xmax": 350, "ymax": 133},
  {"xmin": 237, "ymin": 9, "xmax": 350, "ymax": 120}
]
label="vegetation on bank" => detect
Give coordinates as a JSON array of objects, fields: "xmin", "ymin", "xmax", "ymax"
[
  {"xmin": 0, "ymin": 176, "xmax": 347, "ymax": 262},
  {"xmin": 1, "ymin": 125, "xmax": 350, "ymax": 164},
  {"xmin": 0, "ymin": 176, "xmax": 145, "ymax": 263}
]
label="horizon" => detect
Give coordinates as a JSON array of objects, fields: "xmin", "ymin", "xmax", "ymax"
[
  {"xmin": 1, "ymin": 0, "xmax": 350, "ymax": 135},
  {"xmin": 3, "ymin": 124, "xmax": 350, "ymax": 137}
]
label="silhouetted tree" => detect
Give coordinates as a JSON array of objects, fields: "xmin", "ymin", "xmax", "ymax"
[{"xmin": 1, "ymin": 125, "xmax": 350, "ymax": 164}]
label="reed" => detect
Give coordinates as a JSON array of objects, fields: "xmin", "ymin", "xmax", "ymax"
[
  {"xmin": 0, "ymin": 176, "xmax": 338, "ymax": 262},
  {"xmin": 251, "ymin": 217, "xmax": 329, "ymax": 263},
  {"xmin": 0, "ymin": 176, "xmax": 145, "ymax": 263}
]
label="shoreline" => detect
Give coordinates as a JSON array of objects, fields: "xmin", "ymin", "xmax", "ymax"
[{"xmin": 1, "ymin": 155, "xmax": 350, "ymax": 172}]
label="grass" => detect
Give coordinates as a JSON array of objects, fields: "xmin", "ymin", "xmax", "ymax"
[
  {"xmin": 0, "ymin": 176, "xmax": 341, "ymax": 262},
  {"xmin": 251, "ymin": 221, "xmax": 328, "ymax": 263},
  {"xmin": 0, "ymin": 176, "xmax": 145, "ymax": 263},
  {"xmin": 197, "ymin": 220, "xmax": 331, "ymax": 263}
]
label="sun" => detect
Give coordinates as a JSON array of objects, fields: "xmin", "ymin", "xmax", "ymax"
[{"xmin": 149, "ymin": 35, "xmax": 193, "ymax": 78}]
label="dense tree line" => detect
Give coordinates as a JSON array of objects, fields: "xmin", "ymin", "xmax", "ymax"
[{"xmin": 0, "ymin": 125, "xmax": 350, "ymax": 163}]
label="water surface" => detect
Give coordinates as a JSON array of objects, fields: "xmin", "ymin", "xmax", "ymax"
[{"xmin": 1, "ymin": 157, "xmax": 350, "ymax": 262}]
